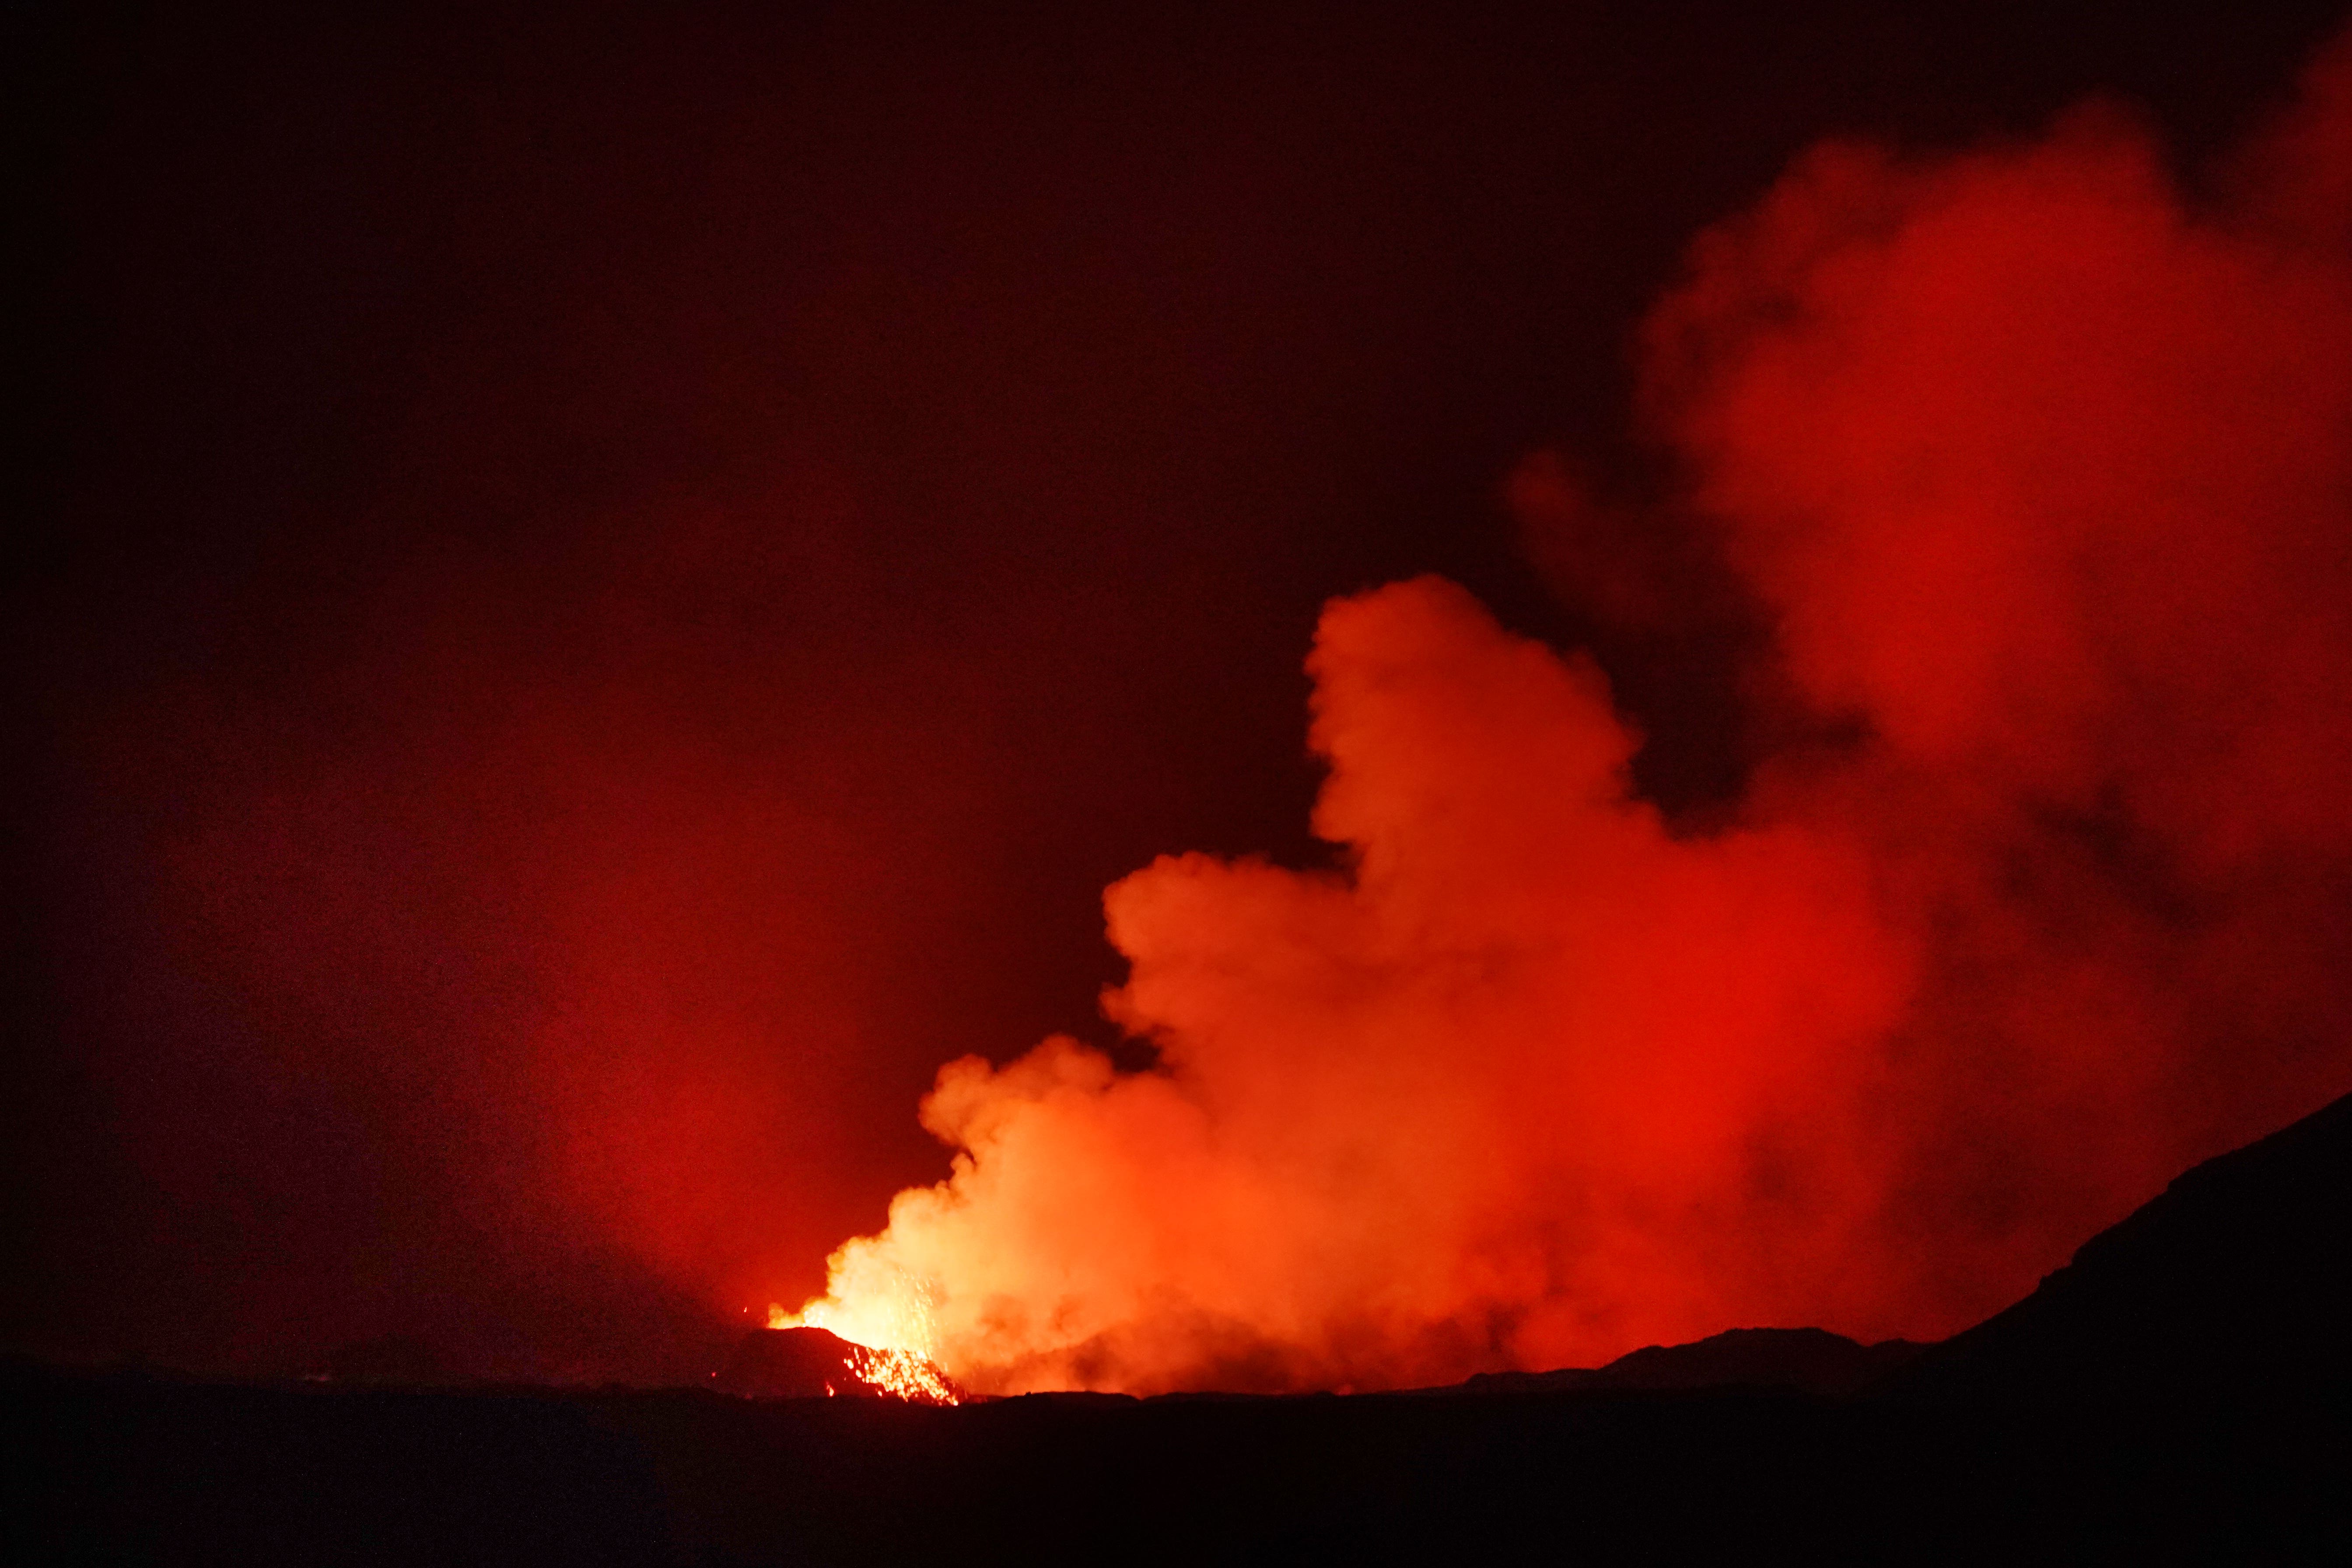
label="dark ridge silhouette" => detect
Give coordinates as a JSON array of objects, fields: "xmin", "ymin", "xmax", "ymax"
[
  {"xmin": 1897, "ymin": 1086, "xmax": 2352, "ymax": 1400},
  {"xmin": 1457, "ymin": 1326, "xmax": 1927, "ymax": 1397}
]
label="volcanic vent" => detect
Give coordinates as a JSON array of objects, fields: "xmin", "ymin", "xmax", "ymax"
[{"xmin": 717, "ymin": 1326, "xmax": 961, "ymax": 1405}]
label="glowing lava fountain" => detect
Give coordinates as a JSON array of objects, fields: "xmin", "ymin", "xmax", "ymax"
[{"xmin": 770, "ymin": 1270, "xmax": 960, "ymax": 1405}]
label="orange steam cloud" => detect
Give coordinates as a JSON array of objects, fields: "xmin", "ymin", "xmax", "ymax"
[{"xmin": 788, "ymin": 28, "xmax": 2352, "ymax": 1394}]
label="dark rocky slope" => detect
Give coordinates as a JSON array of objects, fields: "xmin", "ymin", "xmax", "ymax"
[{"xmin": 1897, "ymin": 1087, "xmax": 2352, "ymax": 1399}]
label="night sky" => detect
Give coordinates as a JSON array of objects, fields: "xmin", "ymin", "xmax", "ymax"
[{"xmin": 11, "ymin": 2, "xmax": 2351, "ymax": 1388}]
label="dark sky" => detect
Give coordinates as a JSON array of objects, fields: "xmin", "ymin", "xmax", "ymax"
[{"xmin": 10, "ymin": 1, "xmax": 2347, "ymax": 1382}]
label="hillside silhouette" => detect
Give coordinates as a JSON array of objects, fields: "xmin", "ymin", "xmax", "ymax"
[{"xmin": 1896, "ymin": 1088, "xmax": 2352, "ymax": 1399}]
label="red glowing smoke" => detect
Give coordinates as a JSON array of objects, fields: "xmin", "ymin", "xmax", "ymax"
[{"xmin": 788, "ymin": 28, "xmax": 2352, "ymax": 1393}]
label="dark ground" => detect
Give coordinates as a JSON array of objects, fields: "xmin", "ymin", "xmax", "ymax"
[
  {"xmin": 8, "ymin": 1086, "xmax": 2352, "ymax": 1563},
  {"xmin": 6, "ymin": 1367, "xmax": 2348, "ymax": 1564}
]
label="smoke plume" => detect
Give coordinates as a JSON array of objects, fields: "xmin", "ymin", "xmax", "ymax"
[{"xmin": 789, "ymin": 29, "xmax": 2352, "ymax": 1393}]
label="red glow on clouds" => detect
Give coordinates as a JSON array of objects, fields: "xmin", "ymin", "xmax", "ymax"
[{"xmin": 785, "ymin": 29, "xmax": 2352, "ymax": 1393}]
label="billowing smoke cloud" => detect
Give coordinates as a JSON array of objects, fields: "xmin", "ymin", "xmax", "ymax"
[{"xmin": 790, "ymin": 30, "xmax": 2352, "ymax": 1393}]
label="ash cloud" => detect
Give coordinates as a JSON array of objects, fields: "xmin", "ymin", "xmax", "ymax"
[{"xmin": 793, "ymin": 27, "xmax": 2352, "ymax": 1393}]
